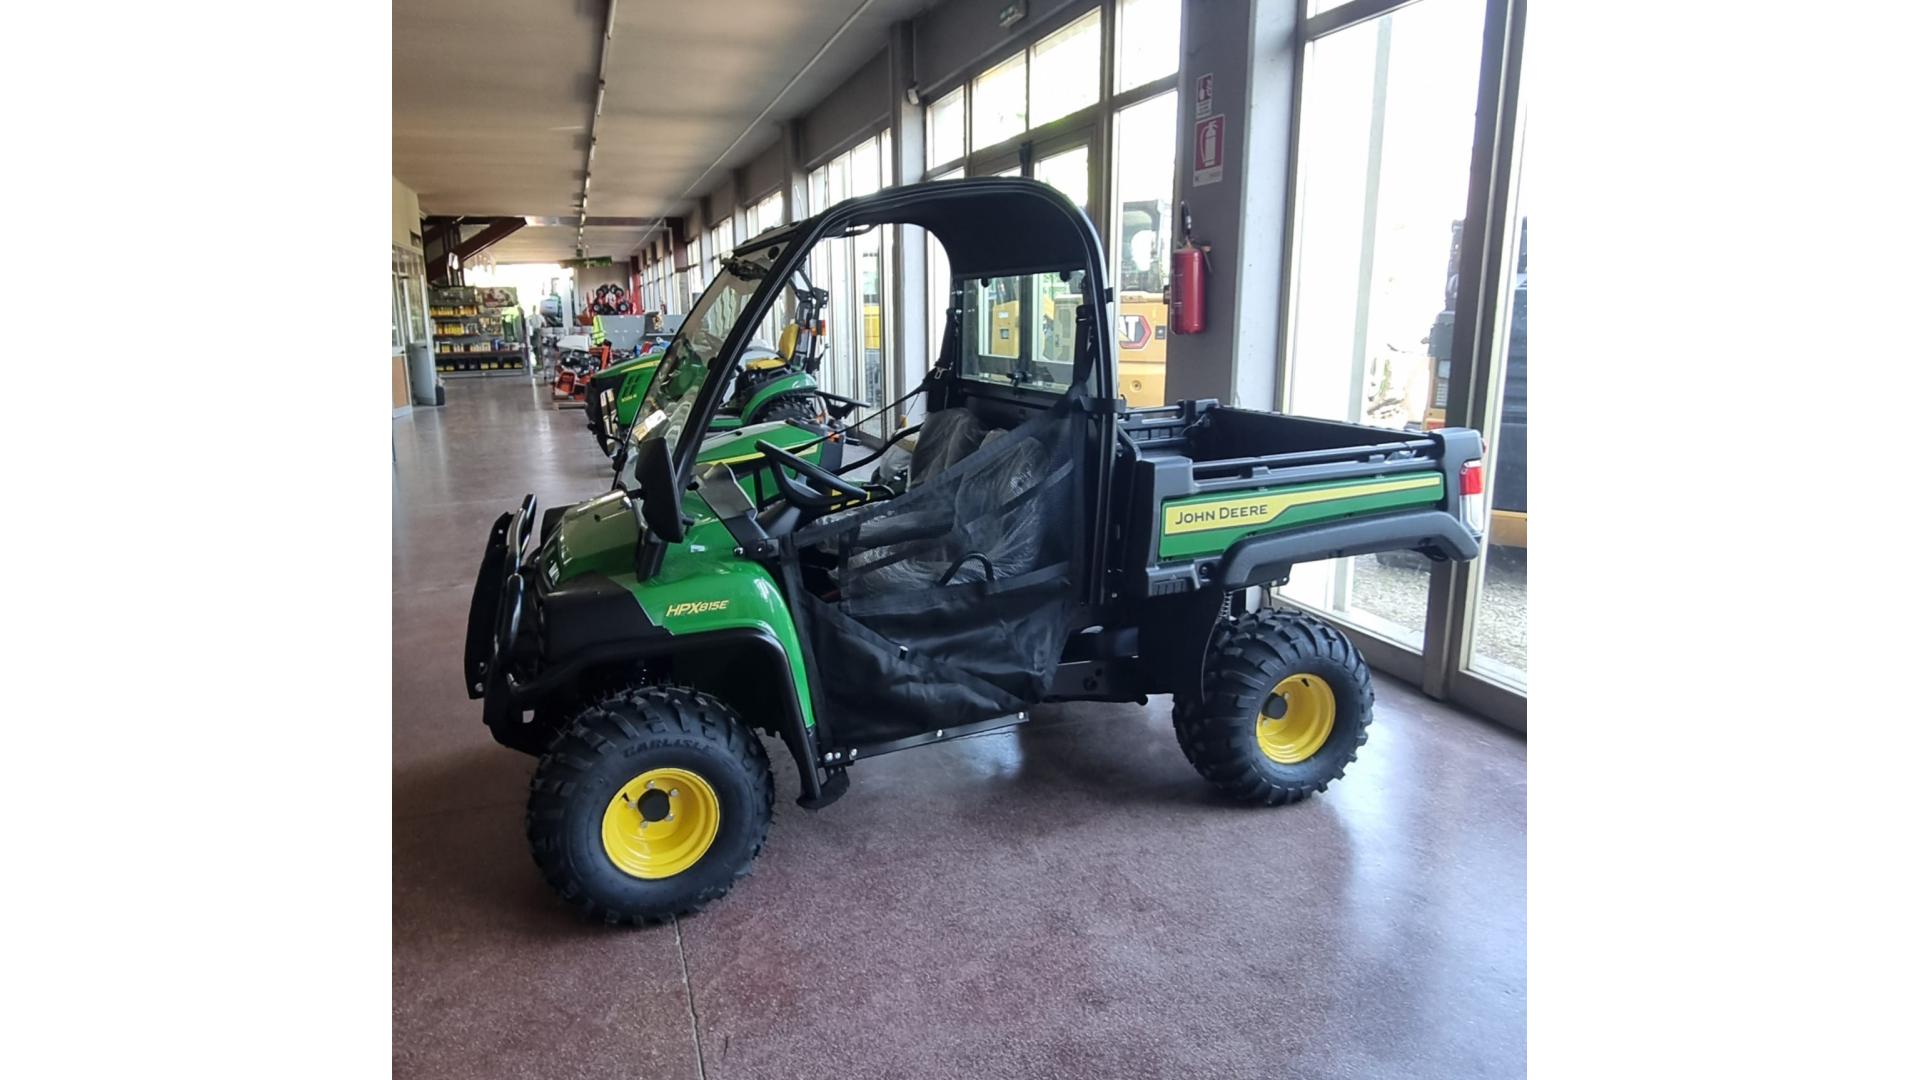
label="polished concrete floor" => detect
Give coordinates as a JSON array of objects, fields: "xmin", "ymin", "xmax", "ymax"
[{"xmin": 393, "ymin": 377, "xmax": 1527, "ymax": 1079}]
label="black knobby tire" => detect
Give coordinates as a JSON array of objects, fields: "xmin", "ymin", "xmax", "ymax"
[
  {"xmin": 753, "ymin": 395, "xmax": 818, "ymax": 426},
  {"xmin": 526, "ymin": 686, "xmax": 774, "ymax": 925},
  {"xmin": 1173, "ymin": 610, "xmax": 1374, "ymax": 805}
]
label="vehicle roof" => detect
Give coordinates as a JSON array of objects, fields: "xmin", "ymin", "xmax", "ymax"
[{"xmin": 739, "ymin": 177, "xmax": 1100, "ymax": 281}]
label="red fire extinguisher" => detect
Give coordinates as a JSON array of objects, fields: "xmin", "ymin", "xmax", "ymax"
[{"xmin": 1169, "ymin": 201, "xmax": 1207, "ymax": 335}]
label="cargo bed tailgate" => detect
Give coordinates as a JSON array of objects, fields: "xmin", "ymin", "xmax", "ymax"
[{"xmin": 1117, "ymin": 402, "xmax": 1483, "ymax": 597}]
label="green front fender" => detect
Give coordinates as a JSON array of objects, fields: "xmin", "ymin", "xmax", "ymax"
[
  {"xmin": 546, "ymin": 499, "xmax": 817, "ymax": 735},
  {"xmin": 627, "ymin": 551, "xmax": 815, "ymax": 735}
]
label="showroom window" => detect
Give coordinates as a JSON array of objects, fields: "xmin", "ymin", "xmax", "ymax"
[
  {"xmin": 972, "ymin": 53, "xmax": 1027, "ymax": 150},
  {"xmin": 1029, "ymin": 10, "xmax": 1101, "ymax": 128},
  {"xmin": 742, "ymin": 192, "xmax": 788, "ymax": 344},
  {"xmin": 924, "ymin": 0, "xmax": 1180, "ymax": 411},
  {"xmin": 1034, "ymin": 144, "xmax": 1091, "ymax": 209},
  {"xmin": 744, "ymin": 192, "xmax": 784, "ymax": 240},
  {"xmin": 925, "ymin": 167, "xmax": 962, "ymax": 362},
  {"xmin": 705, "ymin": 219, "xmax": 731, "ymax": 284},
  {"xmin": 1270, "ymin": 0, "xmax": 1529, "ymax": 722},
  {"xmin": 926, "ymin": 87, "xmax": 965, "ymax": 173},
  {"xmin": 964, "ymin": 8, "xmax": 1111, "ymax": 158},
  {"xmin": 1276, "ymin": 0, "xmax": 1488, "ymax": 652},
  {"xmin": 1115, "ymin": 0, "xmax": 1181, "ymax": 93},
  {"xmin": 808, "ymin": 130, "xmax": 894, "ymax": 437},
  {"xmin": 1111, "ymin": 90, "xmax": 1177, "ymax": 407}
]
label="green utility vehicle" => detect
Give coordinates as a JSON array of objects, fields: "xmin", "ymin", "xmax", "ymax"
[
  {"xmin": 466, "ymin": 179, "xmax": 1486, "ymax": 924},
  {"xmin": 584, "ymin": 274, "xmax": 868, "ymax": 458}
]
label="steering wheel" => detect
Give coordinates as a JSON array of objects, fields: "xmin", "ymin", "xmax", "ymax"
[{"xmin": 754, "ymin": 440, "xmax": 866, "ymax": 514}]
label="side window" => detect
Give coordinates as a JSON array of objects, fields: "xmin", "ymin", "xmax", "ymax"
[
  {"xmin": 978, "ymin": 275, "xmax": 1024, "ymax": 362},
  {"xmin": 957, "ymin": 271, "xmax": 1085, "ymax": 389}
]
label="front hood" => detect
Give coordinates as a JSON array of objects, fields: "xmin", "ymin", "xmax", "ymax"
[
  {"xmin": 613, "ymin": 420, "xmax": 822, "ymax": 490},
  {"xmin": 600, "ymin": 354, "xmax": 663, "ymax": 379},
  {"xmin": 542, "ymin": 490, "xmax": 640, "ymax": 585}
]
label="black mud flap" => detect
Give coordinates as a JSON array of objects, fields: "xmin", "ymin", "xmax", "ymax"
[{"xmin": 795, "ymin": 769, "xmax": 849, "ymax": 811}]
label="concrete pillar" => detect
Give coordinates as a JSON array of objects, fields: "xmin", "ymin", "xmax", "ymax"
[
  {"xmin": 1164, "ymin": 0, "xmax": 1299, "ymax": 412},
  {"xmin": 887, "ymin": 19, "xmax": 928, "ymax": 426}
]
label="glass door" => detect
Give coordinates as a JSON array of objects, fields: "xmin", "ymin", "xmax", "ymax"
[{"xmin": 1275, "ymin": 0, "xmax": 1489, "ymax": 650}]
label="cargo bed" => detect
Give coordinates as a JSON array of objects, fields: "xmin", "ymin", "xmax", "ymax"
[{"xmin": 1115, "ymin": 399, "xmax": 1483, "ymax": 597}]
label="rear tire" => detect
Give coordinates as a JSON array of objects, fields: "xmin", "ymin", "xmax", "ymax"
[
  {"xmin": 1173, "ymin": 610, "xmax": 1373, "ymax": 805},
  {"xmin": 526, "ymin": 686, "xmax": 773, "ymax": 924}
]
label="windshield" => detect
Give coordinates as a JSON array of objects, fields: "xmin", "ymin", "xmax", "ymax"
[{"xmin": 625, "ymin": 246, "xmax": 778, "ymax": 463}]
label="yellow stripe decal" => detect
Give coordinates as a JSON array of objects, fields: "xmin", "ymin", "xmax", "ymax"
[
  {"xmin": 1162, "ymin": 475, "xmax": 1441, "ymax": 536},
  {"xmin": 708, "ymin": 446, "xmax": 822, "ymax": 467}
]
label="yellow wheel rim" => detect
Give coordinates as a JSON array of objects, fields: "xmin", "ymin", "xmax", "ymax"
[
  {"xmin": 1256, "ymin": 674, "xmax": 1336, "ymax": 764},
  {"xmin": 600, "ymin": 768, "xmax": 721, "ymax": 880}
]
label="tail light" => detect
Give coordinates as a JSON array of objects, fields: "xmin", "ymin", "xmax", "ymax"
[{"xmin": 1460, "ymin": 459, "xmax": 1486, "ymax": 533}]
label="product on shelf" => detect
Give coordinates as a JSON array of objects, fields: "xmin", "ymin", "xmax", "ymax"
[{"xmin": 430, "ymin": 285, "xmax": 527, "ymax": 376}]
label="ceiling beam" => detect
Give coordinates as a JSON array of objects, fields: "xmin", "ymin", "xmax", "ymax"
[
  {"xmin": 519, "ymin": 216, "xmax": 655, "ymax": 228},
  {"xmin": 426, "ymin": 217, "xmax": 526, "ymax": 283},
  {"xmin": 453, "ymin": 218, "xmax": 526, "ymax": 262}
]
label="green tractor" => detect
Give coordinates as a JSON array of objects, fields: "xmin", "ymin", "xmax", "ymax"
[
  {"xmin": 466, "ymin": 179, "xmax": 1487, "ymax": 924},
  {"xmin": 585, "ymin": 273, "xmax": 867, "ymax": 459}
]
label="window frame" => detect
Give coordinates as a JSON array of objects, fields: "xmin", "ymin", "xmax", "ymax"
[{"xmin": 1268, "ymin": 0, "xmax": 1530, "ymax": 727}]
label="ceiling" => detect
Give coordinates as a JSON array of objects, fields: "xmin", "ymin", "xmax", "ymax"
[{"xmin": 395, "ymin": 0, "xmax": 930, "ymax": 264}]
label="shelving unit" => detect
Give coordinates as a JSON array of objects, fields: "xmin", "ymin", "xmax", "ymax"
[{"xmin": 431, "ymin": 285, "xmax": 528, "ymax": 377}]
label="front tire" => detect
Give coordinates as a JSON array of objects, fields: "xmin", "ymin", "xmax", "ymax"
[
  {"xmin": 1173, "ymin": 610, "xmax": 1373, "ymax": 805},
  {"xmin": 753, "ymin": 394, "xmax": 818, "ymax": 426},
  {"xmin": 526, "ymin": 686, "xmax": 773, "ymax": 924}
]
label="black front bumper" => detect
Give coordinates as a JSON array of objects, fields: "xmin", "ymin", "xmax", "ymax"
[
  {"xmin": 463, "ymin": 495, "xmax": 538, "ymax": 745},
  {"xmin": 584, "ymin": 371, "xmax": 622, "ymax": 453}
]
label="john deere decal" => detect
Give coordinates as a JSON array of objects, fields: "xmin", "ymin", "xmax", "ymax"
[{"xmin": 1158, "ymin": 475, "xmax": 1443, "ymax": 559}]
